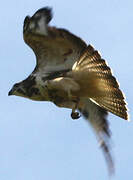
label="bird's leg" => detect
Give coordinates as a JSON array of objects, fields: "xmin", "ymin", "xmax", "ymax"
[
  {"xmin": 65, "ymin": 88, "xmax": 81, "ymax": 119},
  {"xmin": 71, "ymin": 99, "xmax": 81, "ymax": 120}
]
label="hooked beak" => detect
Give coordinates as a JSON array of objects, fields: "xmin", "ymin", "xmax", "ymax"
[{"xmin": 8, "ymin": 89, "xmax": 13, "ymax": 96}]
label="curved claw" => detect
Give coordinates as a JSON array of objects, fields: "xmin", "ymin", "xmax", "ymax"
[{"xmin": 71, "ymin": 112, "xmax": 81, "ymax": 120}]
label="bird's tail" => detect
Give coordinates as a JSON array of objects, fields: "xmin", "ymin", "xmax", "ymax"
[
  {"xmin": 78, "ymin": 98, "xmax": 114, "ymax": 175},
  {"xmin": 72, "ymin": 45, "xmax": 128, "ymax": 120}
]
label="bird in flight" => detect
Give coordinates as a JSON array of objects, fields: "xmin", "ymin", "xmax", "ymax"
[{"xmin": 8, "ymin": 7, "xmax": 128, "ymax": 174}]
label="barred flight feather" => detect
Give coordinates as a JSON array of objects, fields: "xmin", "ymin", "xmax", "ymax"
[{"xmin": 74, "ymin": 45, "xmax": 128, "ymax": 120}]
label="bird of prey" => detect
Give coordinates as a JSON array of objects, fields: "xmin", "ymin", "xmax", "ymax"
[{"xmin": 8, "ymin": 7, "xmax": 128, "ymax": 174}]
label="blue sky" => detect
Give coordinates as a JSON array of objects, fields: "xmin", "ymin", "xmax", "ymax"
[{"xmin": 1, "ymin": 0, "xmax": 133, "ymax": 179}]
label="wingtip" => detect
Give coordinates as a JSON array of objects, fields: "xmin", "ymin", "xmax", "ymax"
[
  {"xmin": 34, "ymin": 7, "xmax": 53, "ymax": 24},
  {"xmin": 35, "ymin": 6, "xmax": 52, "ymax": 14}
]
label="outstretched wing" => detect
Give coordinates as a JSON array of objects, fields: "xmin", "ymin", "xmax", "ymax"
[
  {"xmin": 73, "ymin": 45, "xmax": 128, "ymax": 120},
  {"xmin": 23, "ymin": 7, "xmax": 87, "ymax": 76}
]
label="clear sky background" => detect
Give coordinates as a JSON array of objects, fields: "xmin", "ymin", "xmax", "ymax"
[{"xmin": 1, "ymin": 0, "xmax": 133, "ymax": 179}]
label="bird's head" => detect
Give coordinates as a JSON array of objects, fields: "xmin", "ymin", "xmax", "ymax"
[
  {"xmin": 8, "ymin": 76, "xmax": 49, "ymax": 101},
  {"xmin": 8, "ymin": 82, "xmax": 26, "ymax": 97},
  {"xmin": 23, "ymin": 7, "xmax": 52, "ymax": 36}
]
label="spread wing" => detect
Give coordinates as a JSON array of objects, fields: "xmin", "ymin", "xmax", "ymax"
[
  {"xmin": 23, "ymin": 7, "xmax": 87, "ymax": 76},
  {"xmin": 72, "ymin": 45, "xmax": 128, "ymax": 120}
]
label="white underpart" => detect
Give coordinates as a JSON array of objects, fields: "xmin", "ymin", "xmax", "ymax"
[
  {"xmin": 33, "ymin": 65, "xmax": 69, "ymax": 78},
  {"xmin": 33, "ymin": 53, "xmax": 78, "ymax": 77},
  {"xmin": 36, "ymin": 16, "xmax": 48, "ymax": 35}
]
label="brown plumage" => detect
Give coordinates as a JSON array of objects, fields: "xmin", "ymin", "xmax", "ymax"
[
  {"xmin": 71, "ymin": 45, "xmax": 128, "ymax": 120},
  {"xmin": 8, "ymin": 7, "xmax": 129, "ymax": 175}
]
